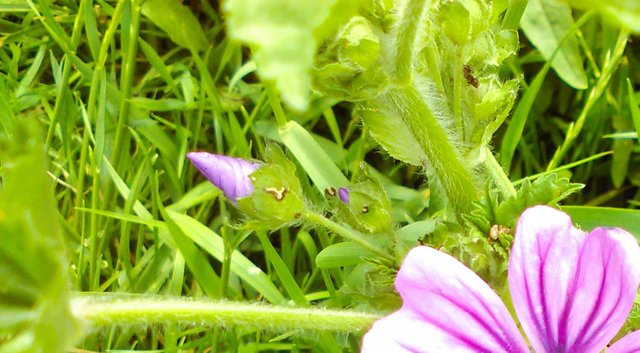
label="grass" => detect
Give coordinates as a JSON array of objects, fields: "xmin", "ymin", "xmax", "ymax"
[{"xmin": 1, "ymin": 1, "xmax": 640, "ymax": 352}]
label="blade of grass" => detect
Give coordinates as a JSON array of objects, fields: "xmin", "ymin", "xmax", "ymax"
[
  {"xmin": 165, "ymin": 211, "xmax": 288, "ymax": 305},
  {"xmin": 563, "ymin": 206, "xmax": 640, "ymax": 238},
  {"xmin": 501, "ymin": 12, "xmax": 595, "ymax": 170},
  {"xmin": 547, "ymin": 29, "xmax": 629, "ymax": 170},
  {"xmin": 278, "ymin": 120, "xmax": 349, "ymax": 193},
  {"xmin": 627, "ymin": 79, "xmax": 640, "ymax": 144},
  {"xmin": 255, "ymin": 230, "xmax": 308, "ymax": 305}
]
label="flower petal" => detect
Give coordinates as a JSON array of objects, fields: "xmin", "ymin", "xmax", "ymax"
[
  {"xmin": 362, "ymin": 246, "xmax": 528, "ymax": 353},
  {"xmin": 509, "ymin": 206, "xmax": 640, "ymax": 353},
  {"xmin": 187, "ymin": 152, "xmax": 259, "ymax": 201},
  {"xmin": 608, "ymin": 330, "xmax": 640, "ymax": 353},
  {"xmin": 338, "ymin": 187, "xmax": 350, "ymax": 204}
]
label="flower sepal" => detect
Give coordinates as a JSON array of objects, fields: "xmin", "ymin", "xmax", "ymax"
[
  {"xmin": 327, "ymin": 165, "xmax": 393, "ymax": 234},
  {"xmin": 236, "ymin": 145, "xmax": 307, "ymax": 230}
]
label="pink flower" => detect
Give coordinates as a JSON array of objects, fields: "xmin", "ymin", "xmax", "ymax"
[
  {"xmin": 362, "ymin": 205, "xmax": 640, "ymax": 353},
  {"xmin": 187, "ymin": 152, "xmax": 260, "ymax": 202}
]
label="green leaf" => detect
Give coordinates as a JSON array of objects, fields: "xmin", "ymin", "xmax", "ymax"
[
  {"xmin": 397, "ymin": 220, "xmax": 436, "ymax": 245},
  {"xmin": 569, "ymin": 0, "xmax": 640, "ymax": 33},
  {"xmin": 160, "ymin": 206, "xmax": 223, "ymax": 299},
  {"xmin": 521, "ymin": 0, "xmax": 587, "ymax": 89},
  {"xmin": 500, "ymin": 62, "xmax": 551, "ymax": 170},
  {"xmin": 312, "ymin": 16, "xmax": 389, "ymax": 101},
  {"xmin": 563, "ymin": 206, "xmax": 640, "ymax": 238},
  {"xmin": 0, "ymin": 121, "xmax": 80, "ymax": 353},
  {"xmin": 278, "ymin": 121, "xmax": 349, "ymax": 192},
  {"xmin": 355, "ymin": 105, "xmax": 426, "ymax": 166},
  {"xmin": 141, "ymin": 0, "xmax": 209, "ymax": 51},
  {"xmin": 395, "ymin": 219, "xmax": 436, "ymax": 259},
  {"xmin": 611, "ymin": 88, "xmax": 634, "ymax": 187},
  {"xmin": 255, "ymin": 231, "xmax": 307, "ymax": 305},
  {"xmin": 224, "ymin": 0, "xmax": 339, "ymax": 111},
  {"xmin": 315, "ymin": 242, "xmax": 376, "ymax": 268},
  {"xmin": 627, "ymin": 79, "xmax": 640, "ymax": 144}
]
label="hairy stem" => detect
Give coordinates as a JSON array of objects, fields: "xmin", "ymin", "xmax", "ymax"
[
  {"xmin": 303, "ymin": 211, "xmax": 393, "ymax": 261},
  {"xmin": 381, "ymin": 85, "xmax": 479, "ymax": 214},
  {"xmin": 392, "ymin": 0, "xmax": 427, "ymax": 83},
  {"xmin": 71, "ymin": 294, "xmax": 379, "ymax": 333},
  {"xmin": 481, "ymin": 146, "xmax": 516, "ymax": 198}
]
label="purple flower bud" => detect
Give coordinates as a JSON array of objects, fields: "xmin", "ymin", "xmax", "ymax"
[
  {"xmin": 187, "ymin": 152, "xmax": 260, "ymax": 201},
  {"xmin": 338, "ymin": 187, "xmax": 350, "ymax": 204}
]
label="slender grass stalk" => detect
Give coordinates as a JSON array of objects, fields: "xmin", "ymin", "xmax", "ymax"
[
  {"xmin": 547, "ymin": 29, "xmax": 628, "ymax": 170},
  {"xmin": 267, "ymin": 83, "xmax": 288, "ymax": 127},
  {"xmin": 514, "ymin": 151, "xmax": 612, "ymax": 186},
  {"xmin": 71, "ymin": 294, "xmax": 380, "ymax": 333},
  {"xmin": 303, "ymin": 211, "xmax": 393, "ymax": 262},
  {"xmin": 112, "ymin": 0, "xmax": 141, "ymax": 169}
]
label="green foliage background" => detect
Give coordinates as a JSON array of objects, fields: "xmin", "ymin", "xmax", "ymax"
[{"xmin": 1, "ymin": 0, "xmax": 640, "ymax": 352}]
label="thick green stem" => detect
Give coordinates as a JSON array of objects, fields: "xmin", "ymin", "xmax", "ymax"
[
  {"xmin": 392, "ymin": 0, "xmax": 427, "ymax": 83},
  {"xmin": 381, "ymin": 85, "xmax": 479, "ymax": 214},
  {"xmin": 303, "ymin": 211, "xmax": 393, "ymax": 261},
  {"xmin": 71, "ymin": 294, "xmax": 379, "ymax": 333}
]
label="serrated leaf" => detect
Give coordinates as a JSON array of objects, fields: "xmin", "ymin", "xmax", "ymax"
[
  {"xmin": 224, "ymin": 0, "xmax": 338, "ymax": 111},
  {"xmin": 141, "ymin": 0, "xmax": 209, "ymax": 51},
  {"xmin": 495, "ymin": 174, "xmax": 584, "ymax": 227},
  {"xmin": 521, "ymin": 0, "xmax": 587, "ymax": 89},
  {"xmin": 355, "ymin": 104, "xmax": 427, "ymax": 166}
]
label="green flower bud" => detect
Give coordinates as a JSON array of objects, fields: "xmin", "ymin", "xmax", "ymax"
[
  {"xmin": 237, "ymin": 145, "xmax": 307, "ymax": 230},
  {"xmin": 337, "ymin": 16, "xmax": 381, "ymax": 70},
  {"xmin": 313, "ymin": 16, "xmax": 388, "ymax": 100},
  {"xmin": 327, "ymin": 166, "xmax": 393, "ymax": 234}
]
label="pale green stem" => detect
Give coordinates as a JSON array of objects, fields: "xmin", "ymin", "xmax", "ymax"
[
  {"xmin": 112, "ymin": 0, "xmax": 141, "ymax": 169},
  {"xmin": 502, "ymin": 0, "xmax": 529, "ymax": 30},
  {"xmin": 481, "ymin": 146, "xmax": 516, "ymax": 199},
  {"xmin": 303, "ymin": 211, "xmax": 394, "ymax": 262},
  {"xmin": 392, "ymin": 0, "xmax": 427, "ymax": 83},
  {"xmin": 452, "ymin": 51, "xmax": 464, "ymax": 135},
  {"xmin": 267, "ymin": 84, "xmax": 288, "ymax": 127},
  {"xmin": 71, "ymin": 294, "xmax": 379, "ymax": 333}
]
